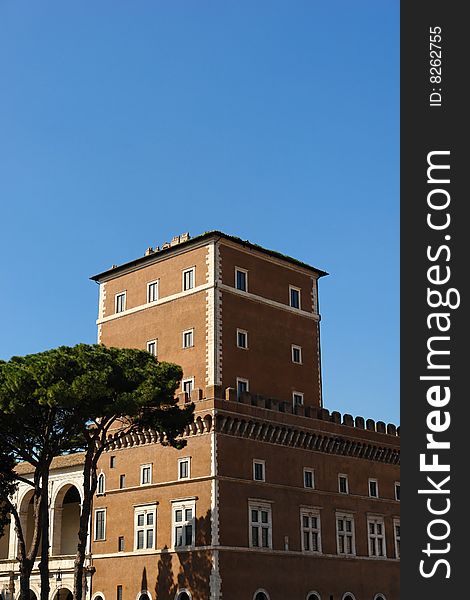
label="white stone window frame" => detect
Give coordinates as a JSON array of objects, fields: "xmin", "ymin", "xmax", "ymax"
[
  {"xmin": 236, "ymin": 328, "xmax": 249, "ymax": 349},
  {"xmin": 342, "ymin": 594, "xmax": 357, "ymax": 600},
  {"xmin": 367, "ymin": 515, "xmax": 387, "ymax": 558},
  {"xmin": 147, "ymin": 339, "xmax": 157, "ymax": 357},
  {"xmin": 178, "ymin": 457, "xmax": 191, "ymax": 480},
  {"xmin": 115, "ymin": 291, "xmax": 126, "ymax": 314},
  {"xmin": 94, "ymin": 508, "xmax": 106, "ymax": 541},
  {"xmin": 338, "ymin": 473, "xmax": 349, "ymax": 494},
  {"xmin": 182, "ymin": 267, "xmax": 195, "ymax": 291},
  {"xmin": 393, "ymin": 518, "xmax": 400, "ymax": 558},
  {"xmin": 175, "ymin": 591, "xmax": 192, "ymax": 600},
  {"xmin": 252, "ymin": 591, "xmax": 270, "ymax": 600},
  {"xmin": 237, "ymin": 377, "xmax": 249, "ymax": 397},
  {"xmin": 140, "ymin": 463, "xmax": 153, "ymax": 486},
  {"xmin": 182, "ymin": 377, "xmax": 195, "ymax": 396},
  {"xmin": 336, "ymin": 512, "xmax": 356, "ymax": 556},
  {"xmin": 248, "ymin": 501, "xmax": 272, "ymax": 549},
  {"xmin": 97, "ymin": 472, "xmax": 106, "ymax": 496},
  {"xmin": 289, "ymin": 285, "xmax": 301, "ymax": 309},
  {"xmin": 306, "ymin": 592, "xmax": 321, "ymax": 600},
  {"xmin": 303, "ymin": 468, "xmax": 315, "ymax": 489},
  {"xmin": 292, "ymin": 391, "xmax": 304, "ymax": 408},
  {"xmin": 182, "ymin": 329, "xmax": 194, "ymax": 349},
  {"xmin": 291, "ymin": 344, "xmax": 303, "ymax": 364},
  {"xmin": 235, "ymin": 266, "xmax": 249, "ymax": 292},
  {"xmin": 134, "ymin": 504, "xmax": 157, "ymax": 551},
  {"xmin": 172, "ymin": 498, "xmax": 196, "ymax": 549},
  {"xmin": 373, "ymin": 594, "xmax": 387, "ymax": 600},
  {"xmin": 300, "ymin": 508, "xmax": 322, "ymax": 554},
  {"xmin": 147, "ymin": 279, "xmax": 159, "ymax": 303},
  {"xmin": 368, "ymin": 478, "xmax": 379, "ymax": 498},
  {"xmin": 395, "ymin": 481, "xmax": 400, "ymax": 501},
  {"xmin": 253, "ymin": 459, "xmax": 266, "ymax": 482}
]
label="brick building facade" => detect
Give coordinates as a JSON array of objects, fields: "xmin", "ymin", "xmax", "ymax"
[{"xmin": 0, "ymin": 231, "xmax": 400, "ymax": 600}]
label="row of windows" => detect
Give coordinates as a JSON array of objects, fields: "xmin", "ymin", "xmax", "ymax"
[
  {"xmin": 103, "ymin": 590, "xmax": 387, "ymax": 600},
  {"xmin": 114, "ymin": 266, "xmax": 305, "ymax": 314},
  {"xmin": 236, "ymin": 377, "xmax": 305, "ymax": 408},
  {"xmin": 94, "ymin": 499, "xmax": 195, "ymax": 550},
  {"xmin": 94, "ymin": 501, "xmax": 400, "ymax": 559},
  {"xmin": 249, "ymin": 501, "xmax": 400, "ymax": 559},
  {"xmin": 97, "ymin": 458, "xmax": 191, "ymax": 494},
  {"xmin": 253, "ymin": 593, "xmax": 387, "ymax": 600},
  {"xmin": 252, "ymin": 460, "xmax": 400, "ymax": 500}
]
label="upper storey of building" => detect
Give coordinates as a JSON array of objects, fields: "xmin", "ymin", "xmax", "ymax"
[{"xmin": 91, "ymin": 231, "xmax": 328, "ymax": 409}]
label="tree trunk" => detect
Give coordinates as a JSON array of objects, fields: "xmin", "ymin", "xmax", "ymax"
[
  {"xmin": 19, "ymin": 563, "xmax": 33, "ymax": 600},
  {"xmin": 38, "ymin": 469, "xmax": 50, "ymax": 600},
  {"xmin": 11, "ymin": 501, "xmax": 34, "ymax": 600},
  {"xmin": 74, "ymin": 447, "xmax": 96, "ymax": 600}
]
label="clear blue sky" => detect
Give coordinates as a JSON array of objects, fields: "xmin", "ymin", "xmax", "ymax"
[{"xmin": 0, "ymin": 1, "xmax": 399, "ymax": 424}]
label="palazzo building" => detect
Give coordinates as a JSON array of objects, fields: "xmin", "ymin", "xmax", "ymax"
[{"xmin": 0, "ymin": 231, "xmax": 400, "ymax": 600}]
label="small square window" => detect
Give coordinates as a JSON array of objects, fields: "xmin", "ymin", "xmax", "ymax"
[
  {"xmin": 147, "ymin": 280, "xmax": 159, "ymax": 303},
  {"xmin": 289, "ymin": 286, "xmax": 301, "ymax": 309},
  {"xmin": 147, "ymin": 340, "xmax": 157, "ymax": 356},
  {"xmin": 237, "ymin": 329, "xmax": 248, "ymax": 349},
  {"xmin": 235, "ymin": 268, "xmax": 248, "ymax": 292},
  {"xmin": 395, "ymin": 482, "xmax": 400, "ymax": 501},
  {"xmin": 304, "ymin": 468, "xmax": 315, "ymax": 489},
  {"xmin": 115, "ymin": 292, "xmax": 126, "ymax": 314},
  {"xmin": 183, "ymin": 329, "xmax": 194, "ymax": 348},
  {"xmin": 182, "ymin": 378, "xmax": 194, "ymax": 396},
  {"xmin": 183, "ymin": 268, "xmax": 195, "ymax": 291},
  {"xmin": 339, "ymin": 474, "xmax": 349, "ymax": 494},
  {"xmin": 293, "ymin": 392, "xmax": 304, "ymax": 408},
  {"xmin": 237, "ymin": 378, "xmax": 249, "ymax": 398},
  {"xmin": 141, "ymin": 464, "xmax": 152, "ymax": 485},
  {"xmin": 119, "ymin": 474, "xmax": 125, "ymax": 489},
  {"xmin": 369, "ymin": 479, "xmax": 379, "ymax": 498},
  {"xmin": 110, "ymin": 456, "xmax": 116, "ymax": 468},
  {"xmin": 253, "ymin": 460, "xmax": 265, "ymax": 482},
  {"xmin": 178, "ymin": 458, "xmax": 190, "ymax": 480},
  {"xmin": 118, "ymin": 536, "xmax": 124, "ymax": 552}
]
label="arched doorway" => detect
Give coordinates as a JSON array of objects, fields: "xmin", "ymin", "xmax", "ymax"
[
  {"xmin": 53, "ymin": 588, "xmax": 73, "ymax": 600},
  {"xmin": 52, "ymin": 485, "xmax": 81, "ymax": 556},
  {"xmin": 17, "ymin": 490, "xmax": 41, "ymax": 557}
]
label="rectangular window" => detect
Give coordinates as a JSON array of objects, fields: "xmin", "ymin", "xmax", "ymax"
[
  {"xmin": 394, "ymin": 519, "xmax": 401, "ymax": 558},
  {"xmin": 237, "ymin": 329, "xmax": 248, "ymax": 349},
  {"xmin": 117, "ymin": 586, "xmax": 122, "ymax": 600},
  {"xmin": 368, "ymin": 517, "xmax": 386, "ymax": 557},
  {"xmin": 369, "ymin": 478, "xmax": 379, "ymax": 498},
  {"xmin": 235, "ymin": 268, "xmax": 248, "ymax": 292},
  {"xmin": 147, "ymin": 340, "xmax": 157, "ymax": 356},
  {"xmin": 183, "ymin": 329, "xmax": 194, "ymax": 348},
  {"xmin": 293, "ymin": 392, "xmax": 304, "ymax": 408},
  {"xmin": 304, "ymin": 468, "xmax": 315, "ymax": 489},
  {"xmin": 94, "ymin": 509, "xmax": 106, "ymax": 541},
  {"xmin": 253, "ymin": 460, "xmax": 265, "ymax": 482},
  {"xmin": 119, "ymin": 474, "xmax": 125, "ymax": 489},
  {"xmin": 336, "ymin": 513, "xmax": 355, "ymax": 555},
  {"xmin": 291, "ymin": 345, "xmax": 302, "ymax": 364},
  {"xmin": 178, "ymin": 458, "xmax": 190, "ymax": 480},
  {"xmin": 118, "ymin": 536, "xmax": 124, "ymax": 552},
  {"xmin": 249, "ymin": 503, "xmax": 272, "ymax": 549},
  {"xmin": 289, "ymin": 286, "xmax": 301, "ymax": 309},
  {"xmin": 182, "ymin": 378, "xmax": 194, "ymax": 396},
  {"xmin": 182, "ymin": 267, "xmax": 195, "ymax": 291},
  {"xmin": 395, "ymin": 482, "xmax": 400, "ymax": 501},
  {"xmin": 134, "ymin": 505, "xmax": 156, "ymax": 550},
  {"xmin": 140, "ymin": 464, "xmax": 152, "ymax": 485},
  {"xmin": 338, "ymin": 474, "xmax": 349, "ymax": 494},
  {"xmin": 115, "ymin": 292, "xmax": 126, "ymax": 313},
  {"xmin": 147, "ymin": 280, "xmax": 159, "ymax": 303},
  {"xmin": 301, "ymin": 510, "xmax": 322, "ymax": 553},
  {"xmin": 110, "ymin": 455, "xmax": 116, "ymax": 468},
  {"xmin": 173, "ymin": 500, "xmax": 195, "ymax": 548},
  {"xmin": 237, "ymin": 378, "xmax": 249, "ymax": 398}
]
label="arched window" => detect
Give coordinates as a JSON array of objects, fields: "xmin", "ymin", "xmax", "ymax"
[
  {"xmin": 254, "ymin": 591, "xmax": 270, "ymax": 600},
  {"xmin": 97, "ymin": 473, "xmax": 105, "ymax": 495},
  {"xmin": 175, "ymin": 592, "xmax": 191, "ymax": 600},
  {"xmin": 307, "ymin": 593, "xmax": 321, "ymax": 600},
  {"xmin": 139, "ymin": 594, "xmax": 151, "ymax": 600},
  {"xmin": 342, "ymin": 594, "xmax": 356, "ymax": 600},
  {"xmin": 374, "ymin": 596, "xmax": 386, "ymax": 600}
]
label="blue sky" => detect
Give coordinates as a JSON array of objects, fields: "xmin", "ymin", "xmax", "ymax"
[{"xmin": 0, "ymin": 1, "xmax": 399, "ymax": 423}]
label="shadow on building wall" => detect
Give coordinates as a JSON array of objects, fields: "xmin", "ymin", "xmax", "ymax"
[{"xmin": 153, "ymin": 510, "xmax": 212, "ymax": 600}]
